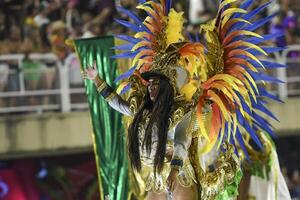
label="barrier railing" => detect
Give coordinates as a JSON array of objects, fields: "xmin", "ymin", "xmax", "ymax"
[
  {"xmin": 0, "ymin": 46, "xmax": 300, "ymax": 114},
  {"xmin": 0, "ymin": 53, "xmax": 86, "ymax": 114}
]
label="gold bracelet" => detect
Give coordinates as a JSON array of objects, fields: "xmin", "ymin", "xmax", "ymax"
[
  {"xmin": 170, "ymin": 164, "xmax": 181, "ymax": 172},
  {"xmin": 97, "ymin": 82, "xmax": 107, "ymax": 92},
  {"xmin": 105, "ymin": 92, "xmax": 117, "ymax": 101},
  {"xmin": 94, "ymin": 76, "xmax": 104, "ymax": 87}
]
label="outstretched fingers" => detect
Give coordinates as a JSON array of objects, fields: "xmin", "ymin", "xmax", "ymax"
[{"xmin": 93, "ymin": 60, "xmax": 97, "ymax": 69}]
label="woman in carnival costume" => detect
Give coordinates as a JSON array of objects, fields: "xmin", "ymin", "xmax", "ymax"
[{"xmin": 82, "ymin": 0, "xmax": 290, "ymax": 199}]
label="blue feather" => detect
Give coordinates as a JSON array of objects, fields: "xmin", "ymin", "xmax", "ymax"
[
  {"xmin": 116, "ymin": 6, "xmax": 150, "ymax": 33},
  {"xmin": 240, "ymin": 0, "xmax": 255, "ymax": 10},
  {"xmin": 252, "ymin": 118, "xmax": 276, "ymax": 138},
  {"xmin": 242, "ymin": 1, "xmax": 272, "ymax": 21},
  {"xmin": 250, "ymin": 105, "xmax": 274, "ymax": 127},
  {"xmin": 252, "ymin": 113, "xmax": 274, "ymax": 132},
  {"xmin": 195, "ymin": 33, "xmax": 200, "ymax": 42},
  {"xmin": 258, "ymin": 86, "xmax": 284, "ymax": 103},
  {"xmin": 120, "ymin": 83, "xmax": 132, "ymax": 94},
  {"xmin": 246, "ymin": 59, "xmax": 286, "ymax": 69},
  {"xmin": 138, "ymin": 0, "xmax": 146, "ymax": 3},
  {"xmin": 248, "ymin": 70, "xmax": 285, "ymax": 83},
  {"xmin": 236, "ymin": 92, "xmax": 252, "ymax": 114},
  {"xmin": 166, "ymin": 0, "xmax": 172, "ymax": 14},
  {"xmin": 114, "ymin": 66, "xmax": 136, "ymax": 83},
  {"xmin": 113, "ymin": 34, "xmax": 141, "ymax": 43},
  {"xmin": 230, "ymin": 0, "xmax": 271, "ymax": 31},
  {"xmin": 260, "ymin": 60, "xmax": 286, "ymax": 68},
  {"xmin": 236, "ymin": 110, "xmax": 263, "ymax": 149},
  {"xmin": 116, "ymin": 6, "xmax": 145, "ymax": 26},
  {"xmin": 229, "ymin": 133, "xmax": 239, "ymax": 156},
  {"xmin": 246, "ymin": 47, "xmax": 285, "ymax": 56},
  {"xmin": 116, "ymin": 6, "xmax": 142, "ymax": 24},
  {"xmin": 261, "ymin": 46, "xmax": 285, "ymax": 53},
  {"xmin": 237, "ymin": 90, "xmax": 277, "ymax": 135},
  {"xmin": 223, "ymin": 122, "xmax": 229, "ymax": 144},
  {"xmin": 231, "ymin": 0, "xmax": 255, "ymax": 20},
  {"xmin": 252, "ymin": 117, "xmax": 276, "ymax": 139},
  {"xmin": 231, "ymin": 54, "xmax": 265, "ymax": 71},
  {"xmin": 251, "ymin": 98, "xmax": 279, "ymax": 121},
  {"xmin": 111, "ymin": 51, "xmax": 139, "ymax": 59},
  {"xmin": 245, "ymin": 13, "xmax": 277, "ymax": 31},
  {"xmin": 114, "ymin": 19, "xmax": 144, "ymax": 32},
  {"xmin": 112, "ymin": 44, "xmax": 134, "ymax": 51},
  {"xmin": 253, "ymin": 120, "xmax": 277, "ymax": 139},
  {"xmin": 245, "ymin": 32, "xmax": 285, "ymax": 44},
  {"xmin": 187, "ymin": 32, "xmax": 193, "ymax": 42},
  {"xmin": 236, "ymin": 128, "xmax": 250, "ymax": 160}
]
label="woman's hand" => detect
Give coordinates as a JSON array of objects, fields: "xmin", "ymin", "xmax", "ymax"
[
  {"xmin": 82, "ymin": 61, "xmax": 98, "ymax": 81},
  {"xmin": 166, "ymin": 168, "xmax": 179, "ymax": 192},
  {"xmin": 165, "ymin": 147, "xmax": 174, "ymax": 162}
]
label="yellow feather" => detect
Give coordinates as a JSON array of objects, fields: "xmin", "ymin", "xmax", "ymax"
[
  {"xmin": 216, "ymin": 115, "xmax": 227, "ymax": 149},
  {"xmin": 197, "ymin": 108, "xmax": 210, "ymax": 141},
  {"xmin": 222, "ymin": 18, "xmax": 251, "ymax": 29},
  {"xmin": 116, "ymin": 82, "xmax": 129, "ymax": 94},
  {"xmin": 180, "ymin": 80, "xmax": 198, "ymax": 101},
  {"xmin": 209, "ymin": 90, "xmax": 230, "ymax": 121},
  {"xmin": 134, "ymin": 32, "xmax": 149, "ymax": 39},
  {"xmin": 165, "ymin": 9, "xmax": 184, "ymax": 46},
  {"xmin": 219, "ymin": 0, "xmax": 239, "ymax": 10},
  {"xmin": 221, "ymin": 8, "xmax": 247, "ymax": 19}
]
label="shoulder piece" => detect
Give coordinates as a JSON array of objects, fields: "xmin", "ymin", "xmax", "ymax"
[
  {"xmin": 127, "ymin": 75, "xmax": 146, "ymax": 115},
  {"xmin": 169, "ymin": 95, "xmax": 194, "ymax": 129}
]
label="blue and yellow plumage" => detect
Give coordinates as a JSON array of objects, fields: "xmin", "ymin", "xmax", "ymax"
[{"xmin": 113, "ymin": 0, "xmax": 285, "ymax": 167}]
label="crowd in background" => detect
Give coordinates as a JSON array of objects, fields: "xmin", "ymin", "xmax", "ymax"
[
  {"xmin": 283, "ymin": 168, "xmax": 300, "ymax": 200},
  {"xmin": 0, "ymin": 0, "xmax": 300, "ymax": 100},
  {"xmin": 0, "ymin": 0, "xmax": 300, "ymax": 197}
]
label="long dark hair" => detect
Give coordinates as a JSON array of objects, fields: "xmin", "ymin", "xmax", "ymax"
[{"xmin": 128, "ymin": 78, "xmax": 174, "ymax": 173}]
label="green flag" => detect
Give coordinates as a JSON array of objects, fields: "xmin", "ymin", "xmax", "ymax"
[{"xmin": 74, "ymin": 36, "xmax": 129, "ymax": 200}]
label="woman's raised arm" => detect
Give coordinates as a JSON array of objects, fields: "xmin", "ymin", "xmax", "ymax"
[{"xmin": 82, "ymin": 61, "xmax": 133, "ymax": 117}]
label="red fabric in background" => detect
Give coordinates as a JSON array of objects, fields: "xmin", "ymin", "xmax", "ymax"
[
  {"xmin": 0, "ymin": 153, "xmax": 97, "ymax": 199},
  {"xmin": 67, "ymin": 160, "xmax": 97, "ymax": 194},
  {"xmin": 0, "ymin": 169, "xmax": 27, "ymax": 200},
  {"xmin": 13, "ymin": 160, "xmax": 40, "ymax": 200}
]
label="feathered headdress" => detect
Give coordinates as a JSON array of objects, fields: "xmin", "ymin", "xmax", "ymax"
[
  {"xmin": 113, "ymin": 0, "xmax": 204, "ymax": 98},
  {"xmin": 113, "ymin": 0, "xmax": 285, "ymax": 159}
]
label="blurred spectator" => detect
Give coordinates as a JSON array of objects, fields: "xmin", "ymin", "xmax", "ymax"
[
  {"xmin": 290, "ymin": 170, "xmax": 300, "ymax": 199},
  {"xmin": 0, "ymin": 42, "xmax": 11, "ymax": 108},
  {"xmin": 49, "ymin": 20, "xmax": 70, "ymax": 62},
  {"xmin": 270, "ymin": 13, "xmax": 287, "ymax": 48},
  {"xmin": 82, "ymin": 22, "xmax": 102, "ymax": 38},
  {"xmin": 4, "ymin": 25, "xmax": 22, "ymax": 107},
  {"xmin": 189, "ymin": 0, "xmax": 205, "ymax": 24},
  {"xmin": 2, "ymin": 0, "xmax": 26, "ymax": 36},
  {"xmin": 6, "ymin": 25, "xmax": 22, "ymax": 53},
  {"xmin": 0, "ymin": 62, "xmax": 9, "ymax": 107},
  {"xmin": 41, "ymin": 61, "xmax": 57, "ymax": 105},
  {"xmin": 47, "ymin": 0, "xmax": 63, "ymax": 22},
  {"xmin": 68, "ymin": 57, "xmax": 83, "ymax": 88},
  {"xmin": 22, "ymin": 28, "xmax": 44, "ymax": 53},
  {"xmin": 22, "ymin": 52, "xmax": 41, "ymax": 105},
  {"xmin": 0, "ymin": 12, "xmax": 5, "ymax": 41},
  {"xmin": 65, "ymin": 0, "xmax": 81, "ymax": 33}
]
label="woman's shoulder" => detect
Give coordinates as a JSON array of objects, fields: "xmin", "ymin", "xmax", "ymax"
[{"xmin": 169, "ymin": 96, "xmax": 195, "ymax": 129}]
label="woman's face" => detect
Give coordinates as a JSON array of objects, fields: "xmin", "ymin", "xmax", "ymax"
[{"xmin": 147, "ymin": 78, "xmax": 159, "ymax": 101}]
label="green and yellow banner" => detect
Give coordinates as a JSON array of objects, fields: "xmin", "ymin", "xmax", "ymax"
[{"xmin": 74, "ymin": 36, "xmax": 129, "ymax": 200}]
